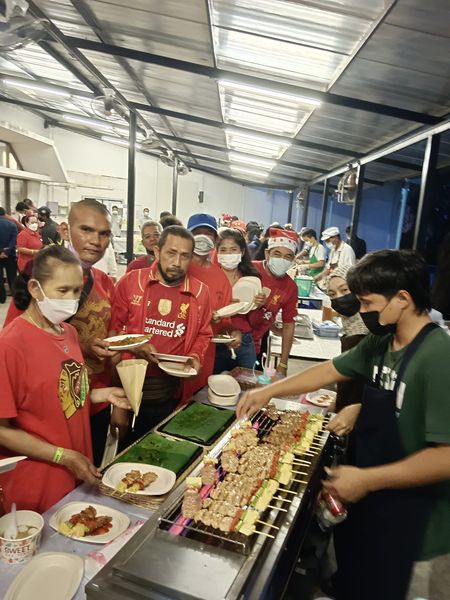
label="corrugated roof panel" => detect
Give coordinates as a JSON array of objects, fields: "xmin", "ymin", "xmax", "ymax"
[
  {"xmin": 386, "ymin": 0, "xmax": 450, "ymax": 39},
  {"xmin": 283, "ymin": 145, "xmax": 349, "ymax": 171}
]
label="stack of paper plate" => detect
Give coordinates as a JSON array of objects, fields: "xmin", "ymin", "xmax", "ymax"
[{"xmin": 233, "ymin": 276, "xmax": 262, "ymax": 314}]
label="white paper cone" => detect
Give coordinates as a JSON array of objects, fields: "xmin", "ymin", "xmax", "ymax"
[{"xmin": 117, "ymin": 359, "xmax": 147, "ymax": 416}]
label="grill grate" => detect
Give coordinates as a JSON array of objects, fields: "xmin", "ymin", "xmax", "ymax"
[{"xmin": 157, "ymin": 408, "xmax": 328, "ymax": 555}]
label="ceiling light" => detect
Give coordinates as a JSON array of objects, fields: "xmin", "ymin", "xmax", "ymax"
[
  {"xmin": 228, "ymin": 152, "xmax": 276, "ymax": 169},
  {"xmin": 101, "ymin": 136, "xmax": 142, "ymax": 150},
  {"xmin": 62, "ymin": 114, "xmax": 113, "ymax": 131},
  {"xmin": 225, "ymin": 127, "xmax": 291, "ymax": 147},
  {"xmin": 3, "ymin": 78, "xmax": 71, "ymax": 98},
  {"xmin": 219, "ymin": 79, "xmax": 321, "ymax": 106},
  {"xmin": 230, "ymin": 165, "xmax": 269, "ymax": 179}
]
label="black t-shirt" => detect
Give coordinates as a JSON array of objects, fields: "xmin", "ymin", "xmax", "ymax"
[{"xmin": 41, "ymin": 219, "xmax": 61, "ymax": 245}]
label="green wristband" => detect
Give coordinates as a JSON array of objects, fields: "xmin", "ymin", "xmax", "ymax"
[{"xmin": 53, "ymin": 447, "xmax": 64, "ymax": 464}]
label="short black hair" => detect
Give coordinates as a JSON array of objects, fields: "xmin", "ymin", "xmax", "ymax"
[
  {"xmin": 158, "ymin": 225, "xmax": 194, "ymax": 252},
  {"xmin": 301, "ymin": 228, "xmax": 317, "ymax": 240},
  {"xmin": 15, "ymin": 201, "xmax": 28, "ymax": 212},
  {"xmin": 160, "ymin": 210, "xmax": 172, "ymax": 219},
  {"xmin": 0, "ymin": 207, "xmax": 5, "ymax": 216},
  {"xmin": 347, "ymin": 249, "xmax": 431, "ymax": 313}
]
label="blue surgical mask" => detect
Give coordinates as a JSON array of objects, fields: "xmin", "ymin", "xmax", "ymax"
[{"xmin": 268, "ymin": 256, "xmax": 293, "ymax": 277}]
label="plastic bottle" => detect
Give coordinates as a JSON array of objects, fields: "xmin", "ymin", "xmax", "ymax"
[{"xmin": 322, "ymin": 295, "xmax": 333, "ymax": 321}]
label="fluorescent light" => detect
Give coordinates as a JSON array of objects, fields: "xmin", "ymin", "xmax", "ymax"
[
  {"xmin": 230, "ymin": 165, "xmax": 269, "ymax": 179},
  {"xmin": 101, "ymin": 136, "xmax": 142, "ymax": 150},
  {"xmin": 63, "ymin": 114, "xmax": 113, "ymax": 131},
  {"xmin": 3, "ymin": 78, "xmax": 70, "ymax": 98},
  {"xmin": 228, "ymin": 152, "xmax": 276, "ymax": 169},
  {"xmin": 225, "ymin": 127, "xmax": 291, "ymax": 147},
  {"xmin": 219, "ymin": 79, "xmax": 321, "ymax": 106}
]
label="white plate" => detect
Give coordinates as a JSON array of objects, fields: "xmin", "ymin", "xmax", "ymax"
[
  {"xmin": 0, "ymin": 456, "xmax": 27, "ymax": 474},
  {"xmin": 211, "ymin": 336, "xmax": 236, "ymax": 344},
  {"xmin": 5, "ymin": 552, "xmax": 84, "ymax": 600},
  {"xmin": 158, "ymin": 361, "xmax": 197, "ymax": 378},
  {"xmin": 102, "ymin": 463, "xmax": 176, "ymax": 496},
  {"xmin": 215, "ymin": 301, "xmax": 250, "ymax": 318},
  {"xmin": 153, "ymin": 353, "xmax": 190, "ymax": 363},
  {"xmin": 233, "ymin": 280, "xmax": 260, "ymax": 305},
  {"xmin": 49, "ymin": 502, "xmax": 130, "ymax": 544},
  {"xmin": 103, "ymin": 334, "xmax": 149, "ymax": 351},
  {"xmin": 305, "ymin": 389, "xmax": 336, "ymax": 407}
]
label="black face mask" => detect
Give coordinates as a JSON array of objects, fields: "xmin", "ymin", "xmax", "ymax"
[
  {"xmin": 360, "ymin": 310, "xmax": 397, "ymax": 336},
  {"xmin": 331, "ymin": 293, "xmax": 361, "ymax": 317}
]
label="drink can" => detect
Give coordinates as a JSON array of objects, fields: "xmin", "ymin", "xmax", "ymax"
[{"xmin": 316, "ymin": 491, "xmax": 347, "ymax": 530}]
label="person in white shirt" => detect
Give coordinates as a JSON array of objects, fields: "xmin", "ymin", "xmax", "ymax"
[
  {"xmin": 94, "ymin": 241, "xmax": 118, "ymax": 282},
  {"xmin": 315, "ymin": 226, "xmax": 355, "ymax": 282},
  {"xmin": 299, "ymin": 228, "xmax": 326, "ymax": 277}
]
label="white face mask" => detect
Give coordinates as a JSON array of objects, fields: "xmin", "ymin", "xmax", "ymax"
[
  {"xmin": 34, "ymin": 281, "xmax": 79, "ymax": 325},
  {"xmin": 28, "ymin": 223, "xmax": 38, "ymax": 232},
  {"xmin": 302, "ymin": 242, "xmax": 311, "ymax": 251},
  {"xmin": 268, "ymin": 256, "xmax": 293, "ymax": 277},
  {"xmin": 193, "ymin": 234, "xmax": 215, "ymax": 256},
  {"xmin": 218, "ymin": 253, "xmax": 242, "ymax": 270},
  {"xmin": 326, "ymin": 241, "xmax": 334, "ymax": 250}
]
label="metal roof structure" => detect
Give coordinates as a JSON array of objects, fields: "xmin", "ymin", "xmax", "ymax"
[{"xmin": 0, "ymin": 0, "xmax": 450, "ymax": 189}]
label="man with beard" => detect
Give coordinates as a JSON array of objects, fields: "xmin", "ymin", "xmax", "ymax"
[
  {"xmin": 110, "ymin": 225, "xmax": 212, "ymax": 444},
  {"xmin": 126, "ymin": 220, "xmax": 162, "ymax": 272}
]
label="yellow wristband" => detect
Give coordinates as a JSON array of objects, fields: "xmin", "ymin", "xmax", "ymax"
[
  {"xmin": 53, "ymin": 447, "xmax": 64, "ymax": 464},
  {"xmin": 278, "ymin": 362, "xmax": 288, "ymax": 369}
]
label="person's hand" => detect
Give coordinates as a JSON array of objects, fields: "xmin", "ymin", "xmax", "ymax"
[
  {"xmin": 133, "ymin": 342, "xmax": 158, "ymax": 364},
  {"xmin": 83, "ymin": 338, "xmax": 119, "ymax": 361},
  {"xmin": 326, "ymin": 404, "xmax": 361, "ymax": 437},
  {"xmin": 211, "ymin": 311, "xmax": 221, "ymax": 324},
  {"xmin": 110, "ymin": 406, "xmax": 130, "ymax": 440},
  {"xmin": 253, "ymin": 292, "xmax": 266, "ymax": 308},
  {"xmin": 276, "ymin": 364, "xmax": 287, "ymax": 378},
  {"xmin": 322, "ymin": 465, "xmax": 371, "ymax": 503},
  {"xmin": 236, "ymin": 387, "xmax": 271, "ymax": 419},
  {"xmin": 91, "ymin": 387, "xmax": 132, "ymax": 410},
  {"xmin": 227, "ymin": 330, "xmax": 242, "ymax": 349},
  {"xmin": 0, "ymin": 251, "xmax": 7, "ymax": 259},
  {"xmin": 60, "ymin": 448, "xmax": 101, "ymax": 485},
  {"xmin": 186, "ymin": 356, "xmax": 201, "ymax": 373}
]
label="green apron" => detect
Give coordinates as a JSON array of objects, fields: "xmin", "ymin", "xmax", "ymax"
[{"xmin": 307, "ymin": 246, "xmax": 324, "ymax": 277}]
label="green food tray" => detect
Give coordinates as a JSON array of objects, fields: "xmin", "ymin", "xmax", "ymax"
[
  {"xmin": 113, "ymin": 432, "xmax": 202, "ymax": 478},
  {"xmin": 159, "ymin": 402, "xmax": 235, "ymax": 445}
]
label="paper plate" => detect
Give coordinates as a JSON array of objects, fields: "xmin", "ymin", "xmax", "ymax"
[
  {"xmin": 233, "ymin": 279, "xmax": 260, "ymax": 305},
  {"xmin": 103, "ymin": 334, "xmax": 149, "ymax": 351},
  {"xmin": 215, "ymin": 301, "xmax": 250, "ymax": 318},
  {"xmin": 305, "ymin": 389, "xmax": 336, "ymax": 408},
  {"xmin": 4, "ymin": 552, "xmax": 84, "ymax": 600},
  {"xmin": 158, "ymin": 361, "xmax": 197, "ymax": 378},
  {"xmin": 49, "ymin": 502, "xmax": 130, "ymax": 544},
  {"xmin": 0, "ymin": 456, "xmax": 27, "ymax": 474},
  {"xmin": 102, "ymin": 463, "xmax": 176, "ymax": 496},
  {"xmin": 153, "ymin": 353, "xmax": 190, "ymax": 363},
  {"xmin": 211, "ymin": 336, "xmax": 236, "ymax": 344}
]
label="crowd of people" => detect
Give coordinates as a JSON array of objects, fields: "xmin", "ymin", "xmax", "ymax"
[{"xmin": 0, "ymin": 199, "xmax": 449, "ymax": 599}]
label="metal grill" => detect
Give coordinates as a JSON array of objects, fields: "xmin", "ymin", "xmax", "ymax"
[{"xmin": 157, "ymin": 408, "xmax": 328, "ymax": 555}]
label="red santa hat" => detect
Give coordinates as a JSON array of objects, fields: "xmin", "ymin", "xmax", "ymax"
[{"xmin": 267, "ymin": 228, "xmax": 299, "ymax": 253}]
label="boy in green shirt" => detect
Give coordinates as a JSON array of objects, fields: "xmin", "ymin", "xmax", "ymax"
[{"xmin": 237, "ymin": 249, "xmax": 450, "ymax": 600}]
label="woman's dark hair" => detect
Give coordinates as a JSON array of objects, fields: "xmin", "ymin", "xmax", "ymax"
[
  {"xmin": 13, "ymin": 245, "xmax": 81, "ymax": 311},
  {"xmin": 15, "ymin": 201, "xmax": 28, "ymax": 212},
  {"xmin": 301, "ymin": 228, "xmax": 317, "ymax": 240},
  {"xmin": 347, "ymin": 249, "xmax": 431, "ymax": 313},
  {"xmin": 160, "ymin": 215, "xmax": 182, "ymax": 229},
  {"xmin": 217, "ymin": 228, "xmax": 260, "ymax": 278}
]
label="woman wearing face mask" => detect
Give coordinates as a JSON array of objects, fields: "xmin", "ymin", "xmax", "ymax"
[
  {"xmin": 327, "ymin": 265, "xmax": 368, "ymax": 412},
  {"xmin": 0, "ymin": 245, "xmax": 130, "ymax": 513},
  {"xmin": 214, "ymin": 228, "xmax": 265, "ymax": 372},
  {"xmin": 16, "ymin": 214, "xmax": 43, "ymax": 272}
]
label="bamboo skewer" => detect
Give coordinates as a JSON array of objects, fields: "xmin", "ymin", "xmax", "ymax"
[
  {"xmin": 268, "ymin": 504, "xmax": 288, "ymax": 512},
  {"xmin": 292, "ymin": 458, "xmax": 311, "ymax": 466},
  {"xmin": 292, "ymin": 470, "xmax": 308, "ymax": 476},
  {"xmin": 278, "ymin": 488, "xmax": 297, "ymax": 495},
  {"xmin": 257, "ymin": 520, "xmax": 279, "ymax": 530},
  {"xmin": 272, "ymin": 495, "xmax": 292, "ymax": 503},
  {"xmin": 292, "ymin": 479, "xmax": 308, "ymax": 485},
  {"xmin": 255, "ymin": 530, "xmax": 275, "ymax": 539}
]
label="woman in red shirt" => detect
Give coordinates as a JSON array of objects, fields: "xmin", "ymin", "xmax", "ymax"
[
  {"xmin": 16, "ymin": 214, "xmax": 42, "ymax": 272},
  {"xmin": 0, "ymin": 245, "xmax": 130, "ymax": 513}
]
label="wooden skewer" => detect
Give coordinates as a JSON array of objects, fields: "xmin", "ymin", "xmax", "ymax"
[
  {"xmin": 255, "ymin": 529, "xmax": 275, "ymax": 539},
  {"xmin": 292, "ymin": 478, "xmax": 308, "ymax": 484},
  {"xmin": 272, "ymin": 495, "xmax": 292, "ymax": 503},
  {"xmin": 292, "ymin": 458, "xmax": 311, "ymax": 466},
  {"xmin": 278, "ymin": 488, "xmax": 297, "ymax": 495},
  {"xmin": 268, "ymin": 504, "xmax": 288, "ymax": 512},
  {"xmin": 257, "ymin": 520, "xmax": 279, "ymax": 530},
  {"xmin": 292, "ymin": 470, "xmax": 308, "ymax": 476}
]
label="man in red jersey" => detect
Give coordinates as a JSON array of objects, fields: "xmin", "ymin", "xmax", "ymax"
[
  {"xmin": 110, "ymin": 225, "xmax": 212, "ymax": 444},
  {"xmin": 250, "ymin": 228, "xmax": 298, "ymax": 377},
  {"xmin": 127, "ymin": 220, "xmax": 162, "ymax": 272}
]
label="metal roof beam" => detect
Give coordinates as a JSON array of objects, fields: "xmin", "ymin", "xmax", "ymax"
[{"xmin": 65, "ymin": 36, "xmax": 441, "ymax": 126}]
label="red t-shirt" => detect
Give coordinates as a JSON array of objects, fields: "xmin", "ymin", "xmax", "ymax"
[
  {"xmin": 16, "ymin": 228, "xmax": 42, "ymax": 271},
  {"xmin": 249, "ymin": 261, "xmax": 298, "ymax": 352},
  {"xmin": 111, "ymin": 265, "xmax": 212, "ymax": 378},
  {"xmin": 0, "ymin": 318, "xmax": 92, "ymax": 513},
  {"xmin": 127, "ymin": 254, "xmax": 154, "ymax": 272}
]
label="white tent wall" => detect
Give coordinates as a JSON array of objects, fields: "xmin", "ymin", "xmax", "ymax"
[{"xmin": 0, "ymin": 103, "xmax": 290, "ymax": 229}]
